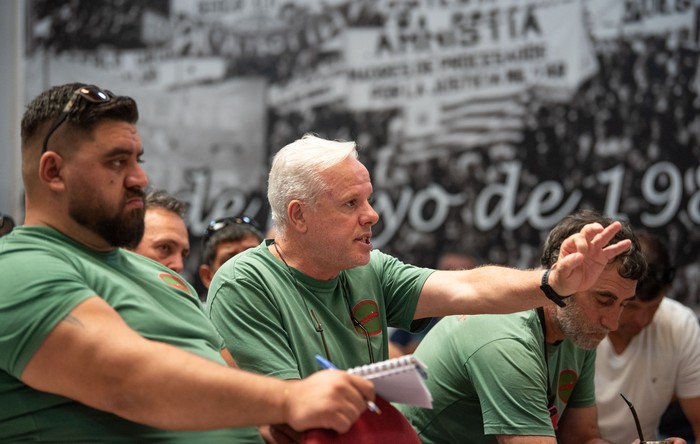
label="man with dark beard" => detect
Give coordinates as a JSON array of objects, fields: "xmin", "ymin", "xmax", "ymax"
[
  {"xmin": 0, "ymin": 83, "xmax": 376, "ymax": 442},
  {"xmin": 399, "ymin": 210, "xmax": 686, "ymax": 444}
]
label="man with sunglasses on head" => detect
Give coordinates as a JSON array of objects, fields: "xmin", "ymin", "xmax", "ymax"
[
  {"xmin": 0, "ymin": 84, "xmax": 376, "ymax": 442},
  {"xmin": 199, "ymin": 216, "xmax": 263, "ymax": 292},
  {"xmin": 595, "ymin": 231, "xmax": 700, "ymax": 443},
  {"xmin": 207, "ymin": 134, "xmax": 632, "ymax": 434}
]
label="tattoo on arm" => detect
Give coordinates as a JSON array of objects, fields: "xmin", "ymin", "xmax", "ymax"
[{"xmin": 63, "ymin": 315, "xmax": 85, "ymax": 328}]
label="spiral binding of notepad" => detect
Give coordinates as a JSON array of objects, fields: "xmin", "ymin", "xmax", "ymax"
[
  {"xmin": 347, "ymin": 355, "xmax": 427, "ymax": 379},
  {"xmin": 346, "ymin": 354, "xmax": 432, "ymax": 408}
]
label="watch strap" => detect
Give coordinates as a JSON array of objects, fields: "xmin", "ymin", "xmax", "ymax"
[{"xmin": 540, "ymin": 269, "xmax": 569, "ymax": 307}]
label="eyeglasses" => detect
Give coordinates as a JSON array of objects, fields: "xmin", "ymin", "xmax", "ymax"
[
  {"xmin": 41, "ymin": 85, "xmax": 112, "ymax": 154},
  {"xmin": 203, "ymin": 216, "xmax": 260, "ymax": 244}
]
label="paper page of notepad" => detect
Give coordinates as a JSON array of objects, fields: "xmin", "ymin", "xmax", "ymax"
[{"xmin": 348, "ymin": 360, "xmax": 433, "ymax": 408}]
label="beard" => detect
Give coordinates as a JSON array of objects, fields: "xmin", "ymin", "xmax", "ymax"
[
  {"xmin": 552, "ymin": 296, "xmax": 609, "ymax": 349},
  {"xmin": 69, "ymin": 188, "xmax": 146, "ymax": 248}
]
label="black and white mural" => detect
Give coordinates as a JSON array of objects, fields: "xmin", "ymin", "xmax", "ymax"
[{"xmin": 25, "ymin": 0, "xmax": 700, "ymax": 307}]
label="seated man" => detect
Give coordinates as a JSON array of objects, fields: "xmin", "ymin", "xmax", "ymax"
[
  {"xmin": 0, "ymin": 83, "xmax": 374, "ymax": 442},
  {"xmin": 399, "ymin": 210, "xmax": 684, "ymax": 443},
  {"xmin": 128, "ymin": 189, "xmax": 190, "ymax": 274},
  {"xmin": 198, "ymin": 215, "xmax": 263, "ymax": 290},
  {"xmin": 207, "ymin": 133, "xmax": 633, "ymax": 382},
  {"xmin": 596, "ymin": 231, "xmax": 700, "ymax": 442}
]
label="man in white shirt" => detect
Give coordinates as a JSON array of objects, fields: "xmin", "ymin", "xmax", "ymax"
[{"xmin": 596, "ymin": 231, "xmax": 700, "ymax": 443}]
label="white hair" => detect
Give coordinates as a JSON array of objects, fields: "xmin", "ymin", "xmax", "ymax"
[{"xmin": 268, "ymin": 133, "xmax": 358, "ymax": 235}]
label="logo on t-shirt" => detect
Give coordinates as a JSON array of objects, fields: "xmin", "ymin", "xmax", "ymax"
[
  {"xmin": 158, "ymin": 273, "xmax": 192, "ymax": 296},
  {"xmin": 351, "ymin": 299, "xmax": 382, "ymax": 336},
  {"xmin": 557, "ymin": 369, "xmax": 578, "ymax": 404}
]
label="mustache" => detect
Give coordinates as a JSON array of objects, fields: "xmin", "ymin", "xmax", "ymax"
[{"xmin": 125, "ymin": 188, "xmax": 146, "ymax": 201}]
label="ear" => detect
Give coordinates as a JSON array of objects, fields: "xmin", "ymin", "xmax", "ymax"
[
  {"xmin": 198, "ymin": 264, "xmax": 214, "ymax": 289},
  {"xmin": 39, "ymin": 152, "xmax": 66, "ymax": 192},
  {"xmin": 287, "ymin": 200, "xmax": 308, "ymax": 233}
]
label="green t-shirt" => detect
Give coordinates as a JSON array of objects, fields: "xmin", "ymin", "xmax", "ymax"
[
  {"xmin": 398, "ymin": 311, "xmax": 596, "ymax": 444},
  {"xmin": 0, "ymin": 226, "xmax": 262, "ymax": 443},
  {"xmin": 207, "ymin": 239, "xmax": 433, "ymax": 379}
]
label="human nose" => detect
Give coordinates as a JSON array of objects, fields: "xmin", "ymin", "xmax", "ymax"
[
  {"xmin": 601, "ymin": 307, "xmax": 622, "ymax": 332},
  {"xmin": 126, "ymin": 162, "xmax": 148, "ymax": 189},
  {"xmin": 168, "ymin": 255, "xmax": 184, "ymax": 273},
  {"xmin": 362, "ymin": 201, "xmax": 379, "ymax": 226}
]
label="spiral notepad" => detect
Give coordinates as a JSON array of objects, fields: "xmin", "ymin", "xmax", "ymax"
[{"xmin": 347, "ymin": 354, "xmax": 433, "ymax": 408}]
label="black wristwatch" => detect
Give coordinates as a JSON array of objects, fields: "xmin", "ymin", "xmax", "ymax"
[{"xmin": 540, "ymin": 269, "xmax": 570, "ymax": 307}]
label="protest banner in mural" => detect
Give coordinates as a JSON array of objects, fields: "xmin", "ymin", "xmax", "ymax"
[{"xmin": 23, "ymin": 0, "xmax": 700, "ymax": 305}]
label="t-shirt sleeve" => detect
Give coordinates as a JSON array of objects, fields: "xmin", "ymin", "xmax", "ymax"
[
  {"xmin": 0, "ymin": 251, "xmax": 96, "ymax": 377},
  {"xmin": 207, "ymin": 274, "xmax": 301, "ymax": 380},
  {"xmin": 372, "ymin": 251, "xmax": 434, "ymax": 331},
  {"xmin": 468, "ymin": 338, "xmax": 555, "ymax": 437}
]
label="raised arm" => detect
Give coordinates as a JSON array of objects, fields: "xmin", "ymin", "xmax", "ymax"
[
  {"xmin": 21, "ymin": 296, "xmax": 374, "ymax": 433},
  {"xmin": 415, "ymin": 221, "xmax": 631, "ymax": 318}
]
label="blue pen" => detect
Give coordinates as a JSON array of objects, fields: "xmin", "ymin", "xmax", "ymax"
[{"xmin": 315, "ymin": 354, "xmax": 382, "ymax": 415}]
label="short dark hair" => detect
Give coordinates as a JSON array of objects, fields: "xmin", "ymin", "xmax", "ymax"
[
  {"xmin": 0, "ymin": 213, "xmax": 15, "ymax": 237},
  {"xmin": 540, "ymin": 209, "xmax": 646, "ymax": 282},
  {"xmin": 21, "ymin": 83, "xmax": 138, "ymax": 149},
  {"xmin": 634, "ymin": 231, "xmax": 675, "ymax": 302},
  {"xmin": 201, "ymin": 222, "xmax": 263, "ymax": 267},
  {"xmin": 145, "ymin": 189, "xmax": 188, "ymax": 218}
]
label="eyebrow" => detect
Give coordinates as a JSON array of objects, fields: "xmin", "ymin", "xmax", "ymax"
[
  {"xmin": 596, "ymin": 290, "xmax": 634, "ymax": 303},
  {"xmin": 104, "ymin": 147, "xmax": 143, "ymax": 158}
]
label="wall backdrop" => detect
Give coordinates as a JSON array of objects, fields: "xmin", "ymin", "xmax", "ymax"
[{"xmin": 23, "ymin": 0, "xmax": 700, "ymax": 307}]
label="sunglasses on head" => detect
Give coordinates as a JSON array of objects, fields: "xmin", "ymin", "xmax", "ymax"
[
  {"xmin": 41, "ymin": 84, "xmax": 112, "ymax": 155},
  {"xmin": 203, "ymin": 216, "xmax": 260, "ymax": 244}
]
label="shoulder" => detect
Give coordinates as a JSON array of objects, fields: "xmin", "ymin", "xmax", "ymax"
[
  {"xmin": 0, "ymin": 227, "xmax": 92, "ymax": 284},
  {"xmin": 656, "ymin": 298, "xmax": 700, "ymax": 333},
  {"xmin": 1, "ymin": 226, "xmax": 71, "ymax": 257},
  {"xmin": 207, "ymin": 243, "xmax": 282, "ymax": 307},
  {"xmin": 214, "ymin": 242, "xmax": 273, "ymax": 279},
  {"xmin": 366, "ymin": 249, "xmax": 433, "ymax": 277},
  {"xmin": 434, "ymin": 311, "xmax": 541, "ymax": 351},
  {"xmin": 659, "ymin": 297, "xmax": 698, "ymax": 318}
]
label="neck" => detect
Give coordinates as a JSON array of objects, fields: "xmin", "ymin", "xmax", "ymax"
[
  {"xmin": 271, "ymin": 238, "xmax": 339, "ymax": 280},
  {"xmin": 541, "ymin": 306, "xmax": 565, "ymax": 344},
  {"xmin": 24, "ymin": 208, "xmax": 114, "ymax": 252},
  {"xmin": 606, "ymin": 331, "xmax": 631, "ymax": 354}
]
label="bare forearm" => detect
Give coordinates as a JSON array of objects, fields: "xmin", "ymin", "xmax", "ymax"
[
  {"xmin": 25, "ymin": 329, "xmax": 290, "ymax": 430},
  {"xmin": 416, "ymin": 222, "xmax": 632, "ymax": 318},
  {"xmin": 114, "ymin": 344, "xmax": 291, "ymax": 429},
  {"xmin": 21, "ymin": 297, "xmax": 371, "ymax": 433},
  {"xmin": 102, "ymin": 346, "xmax": 369, "ymax": 433},
  {"xmin": 418, "ymin": 267, "xmax": 547, "ymax": 318},
  {"xmin": 678, "ymin": 397, "xmax": 700, "ymax": 441}
]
